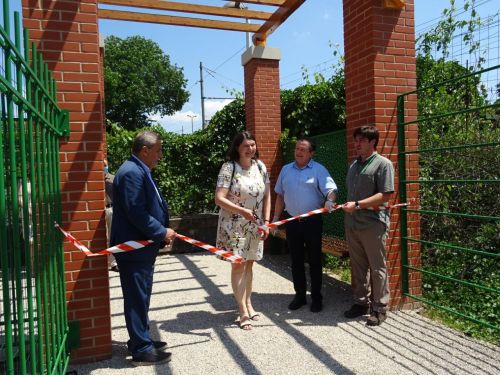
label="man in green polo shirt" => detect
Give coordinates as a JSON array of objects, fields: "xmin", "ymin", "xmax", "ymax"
[{"xmin": 342, "ymin": 126, "xmax": 394, "ymax": 326}]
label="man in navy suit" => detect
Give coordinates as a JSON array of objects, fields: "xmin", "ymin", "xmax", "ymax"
[{"xmin": 111, "ymin": 131, "xmax": 176, "ymax": 366}]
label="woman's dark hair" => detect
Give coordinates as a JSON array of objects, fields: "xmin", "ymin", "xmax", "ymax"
[
  {"xmin": 353, "ymin": 126, "xmax": 379, "ymax": 148},
  {"xmin": 226, "ymin": 131, "xmax": 259, "ymax": 161}
]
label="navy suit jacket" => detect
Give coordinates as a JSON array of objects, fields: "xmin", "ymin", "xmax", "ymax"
[{"xmin": 110, "ymin": 156, "xmax": 169, "ymax": 263}]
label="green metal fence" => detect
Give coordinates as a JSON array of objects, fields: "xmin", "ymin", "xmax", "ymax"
[
  {"xmin": 0, "ymin": 1, "xmax": 70, "ymax": 374},
  {"xmin": 283, "ymin": 129, "xmax": 347, "ymax": 239},
  {"xmin": 397, "ymin": 64, "xmax": 500, "ymax": 334}
]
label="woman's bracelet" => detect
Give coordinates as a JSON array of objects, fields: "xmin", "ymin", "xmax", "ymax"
[{"xmin": 264, "ymin": 219, "xmax": 270, "ymax": 223}]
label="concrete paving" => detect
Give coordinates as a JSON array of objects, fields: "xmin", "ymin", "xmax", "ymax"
[{"xmin": 70, "ymin": 252, "xmax": 500, "ymax": 375}]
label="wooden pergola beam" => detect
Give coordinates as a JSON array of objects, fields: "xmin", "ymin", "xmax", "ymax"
[
  {"xmin": 252, "ymin": 0, "xmax": 304, "ymax": 45},
  {"xmin": 383, "ymin": 0, "xmax": 405, "ymax": 9},
  {"xmin": 98, "ymin": 9, "xmax": 261, "ymax": 32},
  {"xmin": 236, "ymin": 0, "xmax": 285, "ymax": 5},
  {"xmin": 99, "ymin": 0, "xmax": 272, "ymax": 21}
]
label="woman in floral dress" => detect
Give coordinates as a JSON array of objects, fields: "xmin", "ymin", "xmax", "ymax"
[{"xmin": 215, "ymin": 131, "xmax": 271, "ymax": 330}]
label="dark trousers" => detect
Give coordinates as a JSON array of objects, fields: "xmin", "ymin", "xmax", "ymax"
[
  {"xmin": 116, "ymin": 255, "xmax": 157, "ymax": 355},
  {"xmin": 285, "ymin": 214, "xmax": 323, "ymax": 302}
]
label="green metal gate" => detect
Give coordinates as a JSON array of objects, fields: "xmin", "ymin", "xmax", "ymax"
[
  {"xmin": 397, "ymin": 64, "xmax": 500, "ymax": 336},
  {"xmin": 1, "ymin": 2, "xmax": 70, "ymax": 374}
]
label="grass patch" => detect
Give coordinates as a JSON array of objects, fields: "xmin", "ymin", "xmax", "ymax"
[
  {"xmin": 324, "ymin": 254, "xmax": 351, "ymax": 283},
  {"xmin": 421, "ymin": 307, "xmax": 499, "ymax": 346}
]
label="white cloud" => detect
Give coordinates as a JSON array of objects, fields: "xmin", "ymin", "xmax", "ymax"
[
  {"xmin": 149, "ymin": 99, "xmax": 234, "ymax": 134},
  {"xmin": 204, "ymin": 99, "xmax": 234, "ymax": 118}
]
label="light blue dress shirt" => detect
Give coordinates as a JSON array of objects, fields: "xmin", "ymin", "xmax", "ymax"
[{"xmin": 275, "ymin": 159, "xmax": 337, "ymax": 216}]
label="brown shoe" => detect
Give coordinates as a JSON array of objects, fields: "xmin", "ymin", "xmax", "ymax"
[
  {"xmin": 344, "ymin": 304, "xmax": 369, "ymax": 318},
  {"xmin": 366, "ymin": 311, "xmax": 386, "ymax": 326}
]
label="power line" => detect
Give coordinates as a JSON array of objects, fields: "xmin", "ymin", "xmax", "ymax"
[
  {"xmin": 416, "ymin": 0, "xmax": 494, "ymax": 34},
  {"xmin": 212, "ymin": 46, "xmax": 246, "ymax": 72}
]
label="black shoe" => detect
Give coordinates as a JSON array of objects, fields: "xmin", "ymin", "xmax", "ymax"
[
  {"xmin": 344, "ymin": 304, "xmax": 369, "ymax": 318},
  {"xmin": 128, "ymin": 341, "xmax": 168, "ymax": 355},
  {"xmin": 131, "ymin": 349, "xmax": 171, "ymax": 366},
  {"xmin": 310, "ymin": 300, "xmax": 322, "ymax": 313},
  {"xmin": 153, "ymin": 340, "xmax": 168, "ymax": 351},
  {"xmin": 288, "ymin": 296, "xmax": 307, "ymax": 310},
  {"xmin": 367, "ymin": 311, "xmax": 386, "ymax": 326}
]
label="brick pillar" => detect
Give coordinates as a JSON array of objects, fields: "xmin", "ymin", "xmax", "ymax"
[
  {"xmin": 242, "ymin": 46, "xmax": 282, "ymax": 201},
  {"xmin": 343, "ymin": 0, "xmax": 420, "ymax": 309},
  {"xmin": 22, "ymin": 0, "xmax": 112, "ymax": 362}
]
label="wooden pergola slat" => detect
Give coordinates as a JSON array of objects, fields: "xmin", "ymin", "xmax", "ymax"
[
  {"xmin": 98, "ymin": 9, "xmax": 261, "ymax": 33},
  {"xmin": 98, "ymin": 0, "xmax": 306, "ymax": 44},
  {"xmin": 99, "ymin": 0, "xmax": 273, "ymax": 21}
]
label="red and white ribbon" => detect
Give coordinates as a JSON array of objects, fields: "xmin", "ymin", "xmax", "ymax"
[
  {"xmin": 258, "ymin": 205, "xmax": 342, "ymax": 232},
  {"xmin": 55, "ymin": 223, "xmax": 153, "ymax": 257},
  {"xmin": 55, "ymin": 223, "xmax": 243, "ymax": 263},
  {"xmin": 259, "ymin": 201, "xmax": 413, "ymax": 232},
  {"xmin": 175, "ymin": 234, "xmax": 244, "ymax": 263}
]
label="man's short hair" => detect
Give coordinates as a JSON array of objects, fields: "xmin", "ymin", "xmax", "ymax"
[
  {"xmin": 132, "ymin": 131, "xmax": 162, "ymax": 154},
  {"xmin": 353, "ymin": 126, "xmax": 379, "ymax": 148},
  {"xmin": 296, "ymin": 137, "xmax": 316, "ymax": 152}
]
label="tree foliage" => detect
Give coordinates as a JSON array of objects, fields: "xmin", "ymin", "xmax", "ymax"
[
  {"xmin": 104, "ymin": 36, "xmax": 190, "ymax": 130},
  {"xmin": 281, "ymin": 51, "xmax": 345, "ymax": 138},
  {"xmin": 106, "ymin": 99, "xmax": 245, "ymax": 216}
]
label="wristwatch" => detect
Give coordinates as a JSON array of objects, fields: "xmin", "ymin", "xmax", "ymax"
[{"xmin": 355, "ymin": 201, "xmax": 360, "ymax": 210}]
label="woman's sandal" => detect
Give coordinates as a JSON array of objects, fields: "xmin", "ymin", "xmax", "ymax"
[
  {"xmin": 249, "ymin": 313, "xmax": 261, "ymax": 321},
  {"xmin": 239, "ymin": 316, "xmax": 253, "ymax": 330}
]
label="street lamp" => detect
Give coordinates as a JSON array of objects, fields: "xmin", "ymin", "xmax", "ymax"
[
  {"xmin": 187, "ymin": 114, "xmax": 197, "ymax": 133},
  {"xmin": 223, "ymin": 1, "xmax": 252, "ymax": 49}
]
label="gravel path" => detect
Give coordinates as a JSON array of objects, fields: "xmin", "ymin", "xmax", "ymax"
[{"xmin": 71, "ymin": 252, "xmax": 500, "ymax": 375}]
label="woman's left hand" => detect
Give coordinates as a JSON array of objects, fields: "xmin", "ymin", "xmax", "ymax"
[{"xmin": 259, "ymin": 228, "xmax": 270, "ymax": 240}]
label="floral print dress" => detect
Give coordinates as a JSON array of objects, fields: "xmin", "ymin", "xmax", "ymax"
[{"xmin": 216, "ymin": 159, "xmax": 269, "ymax": 261}]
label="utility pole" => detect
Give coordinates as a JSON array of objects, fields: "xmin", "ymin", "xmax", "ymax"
[
  {"xmin": 187, "ymin": 114, "xmax": 197, "ymax": 133},
  {"xmin": 200, "ymin": 62, "xmax": 206, "ymax": 128}
]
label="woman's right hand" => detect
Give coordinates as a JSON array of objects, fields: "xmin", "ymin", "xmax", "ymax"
[{"xmin": 240, "ymin": 208, "xmax": 256, "ymax": 222}]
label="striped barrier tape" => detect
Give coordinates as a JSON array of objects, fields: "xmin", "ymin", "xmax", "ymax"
[
  {"xmin": 258, "ymin": 201, "xmax": 413, "ymax": 232},
  {"xmin": 55, "ymin": 223, "xmax": 153, "ymax": 257},
  {"xmin": 55, "ymin": 223, "xmax": 244, "ymax": 263},
  {"xmin": 174, "ymin": 234, "xmax": 244, "ymax": 263},
  {"xmin": 257, "ymin": 205, "xmax": 341, "ymax": 232}
]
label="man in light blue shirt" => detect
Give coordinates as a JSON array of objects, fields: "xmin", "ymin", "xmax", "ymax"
[{"xmin": 273, "ymin": 138, "xmax": 337, "ymax": 312}]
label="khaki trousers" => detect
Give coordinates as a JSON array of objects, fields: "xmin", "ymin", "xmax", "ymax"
[{"xmin": 345, "ymin": 221, "xmax": 389, "ymax": 312}]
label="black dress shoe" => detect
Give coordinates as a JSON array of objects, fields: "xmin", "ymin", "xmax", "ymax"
[
  {"xmin": 153, "ymin": 340, "xmax": 168, "ymax": 351},
  {"xmin": 310, "ymin": 300, "xmax": 323, "ymax": 313},
  {"xmin": 131, "ymin": 349, "xmax": 171, "ymax": 366},
  {"xmin": 288, "ymin": 296, "xmax": 307, "ymax": 310},
  {"xmin": 128, "ymin": 341, "xmax": 168, "ymax": 355}
]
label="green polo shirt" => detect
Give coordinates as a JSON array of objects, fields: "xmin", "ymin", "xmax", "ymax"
[{"xmin": 345, "ymin": 152, "xmax": 394, "ymax": 230}]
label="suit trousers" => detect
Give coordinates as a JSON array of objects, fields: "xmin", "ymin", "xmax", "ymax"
[
  {"xmin": 285, "ymin": 214, "xmax": 323, "ymax": 302},
  {"xmin": 345, "ymin": 221, "xmax": 389, "ymax": 312},
  {"xmin": 105, "ymin": 206, "xmax": 116, "ymax": 267},
  {"xmin": 116, "ymin": 254, "xmax": 157, "ymax": 355}
]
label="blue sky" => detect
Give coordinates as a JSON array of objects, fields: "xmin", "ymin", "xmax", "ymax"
[{"xmin": 10, "ymin": 1, "xmax": 500, "ymax": 133}]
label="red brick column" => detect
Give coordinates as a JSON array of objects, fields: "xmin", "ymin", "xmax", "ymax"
[
  {"xmin": 343, "ymin": 0, "xmax": 420, "ymax": 309},
  {"xmin": 242, "ymin": 46, "xmax": 282, "ymax": 202},
  {"xmin": 22, "ymin": 0, "xmax": 111, "ymax": 362}
]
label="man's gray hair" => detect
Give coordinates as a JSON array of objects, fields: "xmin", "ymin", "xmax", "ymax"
[{"xmin": 132, "ymin": 131, "xmax": 162, "ymax": 154}]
